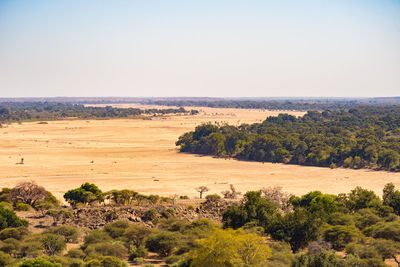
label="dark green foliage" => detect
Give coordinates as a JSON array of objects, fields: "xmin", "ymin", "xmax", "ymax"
[
  {"xmin": 176, "ymin": 106, "xmax": 400, "ymax": 171},
  {"xmin": 0, "ymin": 207, "xmax": 28, "ymax": 230},
  {"xmin": 270, "ymin": 208, "xmax": 321, "ymax": 252},
  {"xmin": 383, "ymin": 183, "xmax": 400, "ymax": 215},
  {"xmin": 64, "ymin": 183, "xmax": 103, "ymax": 206},
  {"xmin": 290, "ymin": 191, "xmax": 337, "ymax": 218},
  {"xmin": 222, "ymin": 191, "xmax": 278, "ymax": 230},
  {"xmin": 339, "ymin": 187, "xmax": 382, "ymax": 212}
]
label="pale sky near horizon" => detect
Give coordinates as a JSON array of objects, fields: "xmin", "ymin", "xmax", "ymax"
[{"xmin": 0, "ymin": 0, "xmax": 399, "ymax": 98}]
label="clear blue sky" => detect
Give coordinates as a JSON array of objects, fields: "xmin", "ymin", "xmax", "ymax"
[{"xmin": 0, "ymin": 0, "xmax": 399, "ymax": 97}]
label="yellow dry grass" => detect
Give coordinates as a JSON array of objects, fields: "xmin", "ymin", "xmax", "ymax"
[{"xmin": 0, "ymin": 105, "xmax": 398, "ymax": 200}]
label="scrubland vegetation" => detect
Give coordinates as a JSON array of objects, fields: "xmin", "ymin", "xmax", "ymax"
[
  {"xmin": 177, "ymin": 106, "xmax": 400, "ymax": 171},
  {"xmin": 0, "ymin": 181, "xmax": 400, "ymax": 266}
]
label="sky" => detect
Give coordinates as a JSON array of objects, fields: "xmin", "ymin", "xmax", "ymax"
[{"xmin": 0, "ymin": 0, "xmax": 399, "ymax": 98}]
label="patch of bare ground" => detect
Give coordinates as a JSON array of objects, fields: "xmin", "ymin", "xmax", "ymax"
[{"xmin": 0, "ymin": 105, "xmax": 398, "ymax": 202}]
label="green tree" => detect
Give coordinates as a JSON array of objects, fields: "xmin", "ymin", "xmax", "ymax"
[
  {"xmin": 323, "ymin": 225, "xmax": 363, "ymax": 250},
  {"xmin": 145, "ymin": 231, "xmax": 180, "ymax": 257},
  {"xmin": 41, "ymin": 234, "xmax": 66, "ymax": 255},
  {"xmin": 222, "ymin": 191, "xmax": 278, "ymax": 230},
  {"xmin": 64, "ymin": 183, "xmax": 103, "ymax": 206},
  {"xmin": 190, "ymin": 228, "xmax": 271, "ymax": 267},
  {"xmin": 383, "ymin": 183, "xmax": 400, "ymax": 215},
  {"xmin": 0, "ymin": 207, "xmax": 28, "ymax": 230},
  {"xmin": 270, "ymin": 208, "xmax": 321, "ymax": 252}
]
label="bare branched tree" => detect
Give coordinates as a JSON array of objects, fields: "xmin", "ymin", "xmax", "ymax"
[
  {"xmin": 195, "ymin": 186, "xmax": 209, "ymax": 199},
  {"xmin": 10, "ymin": 181, "xmax": 48, "ymax": 206},
  {"xmin": 261, "ymin": 186, "xmax": 292, "ymax": 213},
  {"xmin": 221, "ymin": 184, "xmax": 242, "ymax": 199}
]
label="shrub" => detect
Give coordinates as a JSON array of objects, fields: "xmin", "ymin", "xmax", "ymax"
[
  {"xmin": 18, "ymin": 257, "xmax": 62, "ymax": 267},
  {"xmin": 132, "ymin": 257, "xmax": 144, "ymax": 265},
  {"xmin": 15, "ymin": 203, "xmax": 31, "ymax": 211},
  {"xmin": 0, "ymin": 227, "xmax": 28, "ymax": 240},
  {"xmin": 0, "ymin": 238, "xmax": 21, "ymax": 256},
  {"xmin": 124, "ymin": 224, "xmax": 152, "ymax": 247},
  {"xmin": 82, "ymin": 229, "xmax": 112, "ymax": 249},
  {"xmin": 0, "ymin": 207, "xmax": 28, "ymax": 230},
  {"xmin": 354, "ymin": 209, "xmax": 382, "ymax": 230},
  {"xmin": 66, "ymin": 248, "xmax": 86, "ymax": 259},
  {"xmin": 323, "ymin": 225, "xmax": 363, "ymax": 250},
  {"xmin": 363, "ymin": 221, "xmax": 400, "ymax": 242},
  {"xmin": 85, "ymin": 242, "xmax": 128, "ymax": 259},
  {"xmin": 83, "ymin": 259, "xmax": 102, "ymax": 267},
  {"xmin": 104, "ymin": 220, "xmax": 131, "ymax": 238},
  {"xmin": 0, "ymin": 251, "xmax": 13, "ymax": 266},
  {"xmin": 0, "ymin": 201, "xmax": 13, "ymax": 210},
  {"xmin": 129, "ymin": 245, "xmax": 148, "ymax": 260},
  {"xmin": 165, "ymin": 208, "xmax": 176, "ymax": 217},
  {"xmin": 143, "ymin": 208, "xmax": 158, "ymax": 221},
  {"xmin": 145, "ymin": 231, "xmax": 180, "ymax": 257},
  {"xmin": 99, "ymin": 256, "xmax": 124, "ymax": 267},
  {"xmin": 45, "ymin": 225, "xmax": 79, "ymax": 243},
  {"xmin": 205, "ymin": 194, "xmax": 221, "ymax": 202},
  {"xmin": 292, "ymin": 251, "xmax": 344, "ymax": 267}
]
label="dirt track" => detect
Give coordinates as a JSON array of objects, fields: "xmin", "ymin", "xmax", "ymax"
[{"xmin": 0, "ymin": 105, "xmax": 399, "ymax": 200}]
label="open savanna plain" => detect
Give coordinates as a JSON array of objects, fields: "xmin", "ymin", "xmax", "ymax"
[{"xmin": 0, "ymin": 104, "xmax": 399, "ymax": 200}]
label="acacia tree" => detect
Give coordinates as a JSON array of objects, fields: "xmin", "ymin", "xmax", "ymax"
[
  {"xmin": 10, "ymin": 182, "xmax": 48, "ymax": 206},
  {"xmin": 190, "ymin": 228, "xmax": 271, "ymax": 267},
  {"xmin": 196, "ymin": 186, "xmax": 209, "ymax": 199},
  {"xmin": 42, "ymin": 234, "xmax": 66, "ymax": 255}
]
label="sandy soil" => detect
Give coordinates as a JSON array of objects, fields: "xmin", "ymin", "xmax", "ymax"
[{"xmin": 0, "ymin": 105, "xmax": 399, "ymax": 201}]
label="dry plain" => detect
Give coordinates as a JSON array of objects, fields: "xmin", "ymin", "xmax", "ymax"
[{"xmin": 0, "ymin": 105, "xmax": 399, "ymax": 201}]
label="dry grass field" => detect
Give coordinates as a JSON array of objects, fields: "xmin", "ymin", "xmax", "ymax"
[{"xmin": 0, "ymin": 105, "xmax": 399, "ymax": 201}]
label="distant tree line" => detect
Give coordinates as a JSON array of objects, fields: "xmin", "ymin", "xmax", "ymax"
[
  {"xmin": 176, "ymin": 106, "xmax": 400, "ymax": 171},
  {"xmin": 142, "ymin": 99, "xmax": 400, "ymax": 111},
  {"xmin": 0, "ymin": 102, "xmax": 198, "ymax": 123}
]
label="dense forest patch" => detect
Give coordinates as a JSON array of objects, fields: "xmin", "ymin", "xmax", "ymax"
[{"xmin": 176, "ymin": 106, "xmax": 400, "ymax": 171}]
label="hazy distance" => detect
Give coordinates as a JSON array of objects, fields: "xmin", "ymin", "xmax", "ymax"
[{"xmin": 0, "ymin": 0, "xmax": 399, "ymax": 98}]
